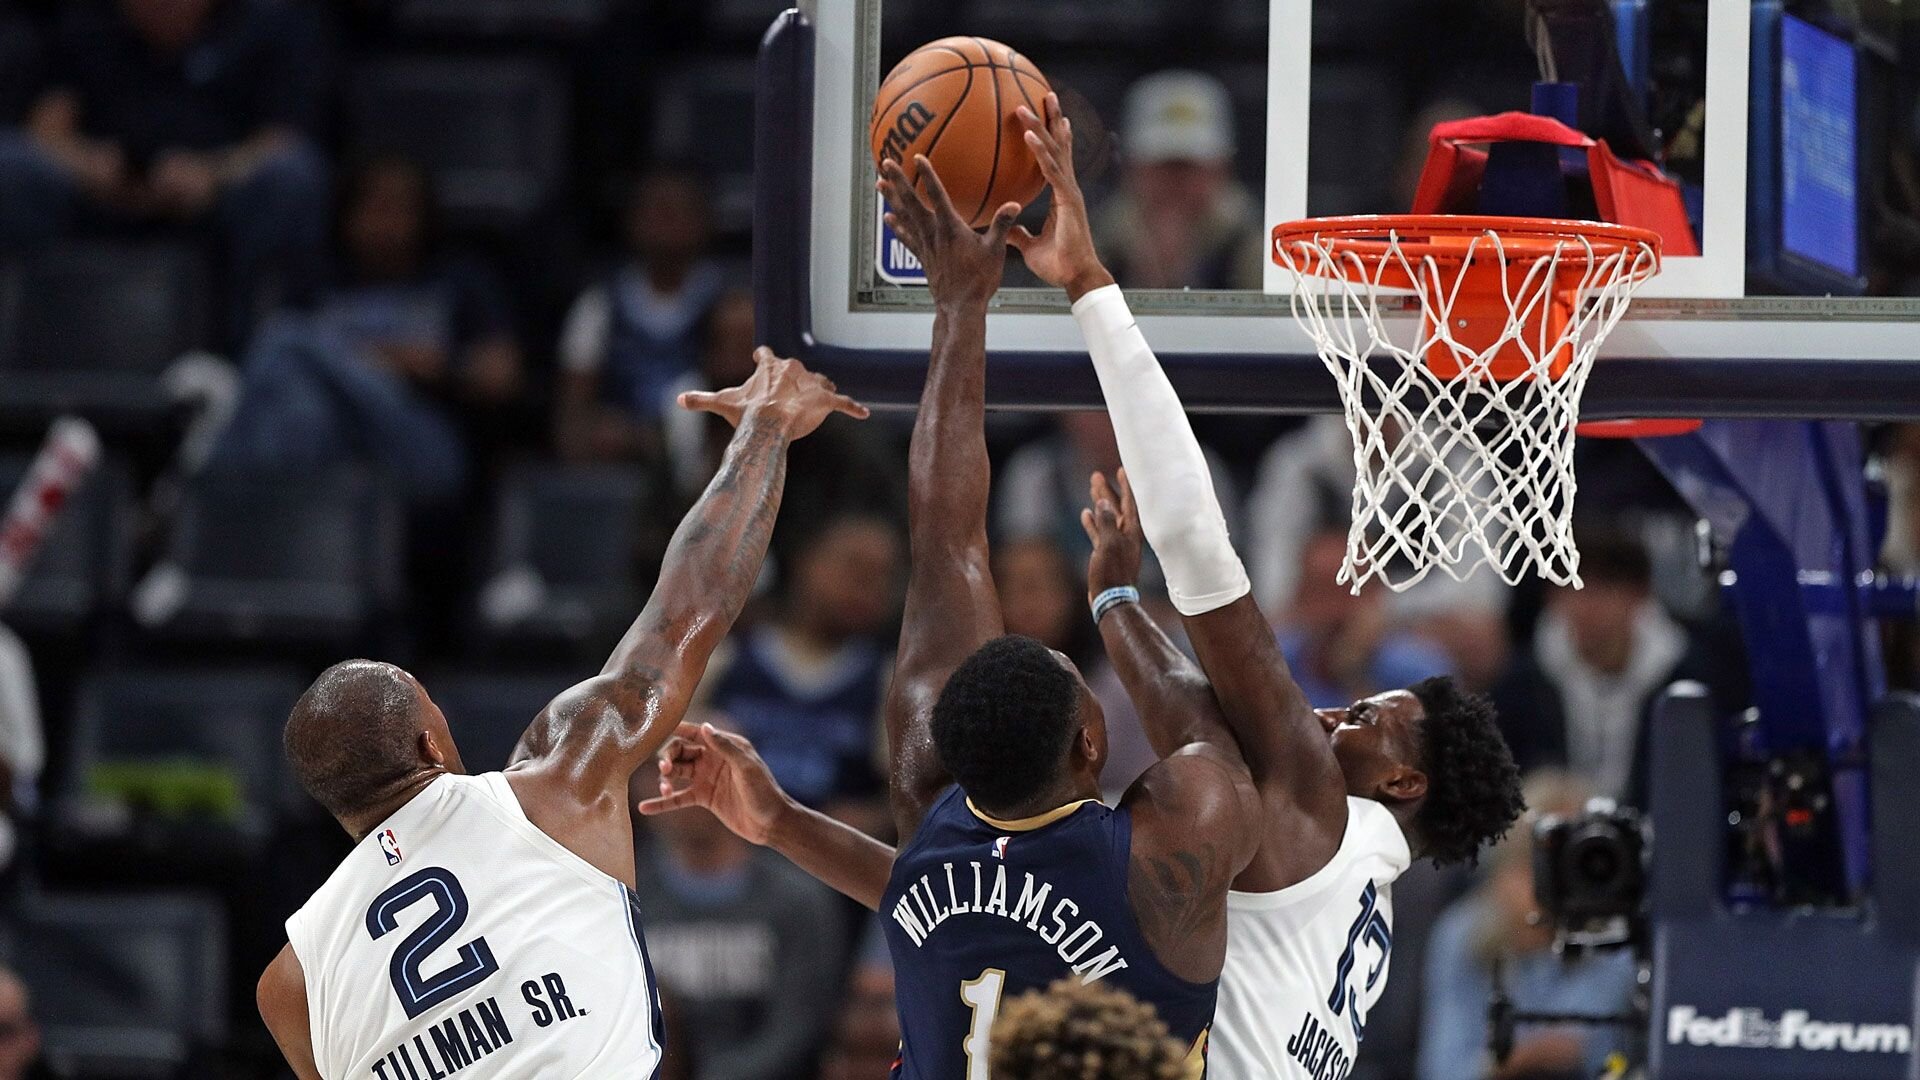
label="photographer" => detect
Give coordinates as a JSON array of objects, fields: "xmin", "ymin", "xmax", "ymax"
[{"xmin": 1418, "ymin": 772, "xmax": 1637, "ymax": 1080}]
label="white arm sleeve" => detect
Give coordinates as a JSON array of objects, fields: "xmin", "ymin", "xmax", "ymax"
[{"xmin": 1071, "ymin": 284, "xmax": 1250, "ymax": 616}]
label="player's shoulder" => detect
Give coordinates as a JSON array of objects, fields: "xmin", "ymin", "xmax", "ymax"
[
  {"xmin": 1122, "ymin": 743, "xmax": 1260, "ymax": 869},
  {"xmin": 1123, "ymin": 741, "xmax": 1258, "ymax": 825}
]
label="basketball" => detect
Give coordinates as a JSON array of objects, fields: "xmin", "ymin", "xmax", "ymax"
[{"xmin": 868, "ymin": 36, "xmax": 1052, "ymax": 228}]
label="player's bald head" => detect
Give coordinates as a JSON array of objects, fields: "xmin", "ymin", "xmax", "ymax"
[{"xmin": 285, "ymin": 660, "xmax": 436, "ymax": 821}]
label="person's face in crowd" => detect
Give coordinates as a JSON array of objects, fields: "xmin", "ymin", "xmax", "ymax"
[
  {"xmin": 1061, "ymin": 411, "xmax": 1122, "ymax": 474},
  {"xmin": 0, "ymin": 973, "xmax": 40, "ymax": 1080},
  {"xmin": 1415, "ymin": 608, "xmax": 1511, "ymax": 693},
  {"xmin": 1128, "ymin": 159, "xmax": 1230, "ymax": 225},
  {"xmin": 995, "ymin": 538, "xmax": 1079, "ymax": 653},
  {"xmin": 1553, "ymin": 580, "xmax": 1644, "ymax": 675},
  {"xmin": 790, "ymin": 518, "xmax": 902, "ymax": 643},
  {"xmin": 344, "ymin": 164, "xmax": 430, "ymax": 281},
  {"xmin": 701, "ymin": 293, "xmax": 760, "ymax": 390},
  {"xmin": 120, "ymin": 0, "xmax": 216, "ymax": 52},
  {"xmin": 625, "ymin": 175, "xmax": 712, "ymax": 268},
  {"xmin": 1290, "ymin": 531, "xmax": 1375, "ymax": 638}
]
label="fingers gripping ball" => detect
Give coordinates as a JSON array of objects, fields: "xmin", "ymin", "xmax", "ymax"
[{"xmin": 869, "ymin": 37, "xmax": 1052, "ymax": 228}]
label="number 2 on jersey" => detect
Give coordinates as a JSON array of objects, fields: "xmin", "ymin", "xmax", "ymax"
[
  {"xmin": 959, "ymin": 967, "xmax": 1007, "ymax": 1080},
  {"xmin": 366, "ymin": 867, "xmax": 500, "ymax": 1019}
]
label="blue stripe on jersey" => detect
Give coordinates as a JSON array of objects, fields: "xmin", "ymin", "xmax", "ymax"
[
  {"xmin": 882, "ymin": 786, "xmax": 1218, "ymax": 1080},
  {"xmin": 620, "ymin": 883, "xmax": 666, "ymax": 1080}
]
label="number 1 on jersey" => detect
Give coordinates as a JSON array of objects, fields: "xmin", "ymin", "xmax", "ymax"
[{"xmin": 959, "ymin": 967, "xmax": 1007, "ymax": 1080}]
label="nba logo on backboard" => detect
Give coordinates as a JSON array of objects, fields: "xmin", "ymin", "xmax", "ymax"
[
  {"xmin": 876, "ymin": 200, "xmax": 926, "ymax": 286},
  {"xmin": 378, "ymin": 829, "xmax": 402, "ymax": 866},
  {"xmin": 992, "ymin": 837, "xmax": 1010, "ymax": 860}
]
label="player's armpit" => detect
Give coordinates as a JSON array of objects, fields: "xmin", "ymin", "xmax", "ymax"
[
  {"xmin": 258, "ymin": 944, "xmax": 323, "ymax": 1080},
  {"xmin": 1120, "ymin": 743, "xmax": 1262, "ymax": 985}
]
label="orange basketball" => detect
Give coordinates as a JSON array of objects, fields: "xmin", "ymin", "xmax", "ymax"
[{"xmin": 869, "ymin": 36, "xmax": 1052, "ymax": 229}]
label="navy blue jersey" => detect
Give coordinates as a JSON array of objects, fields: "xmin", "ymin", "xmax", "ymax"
[{"xmin": 883, "ymin": 786, "xmax": 1216, "ymax": 1079}]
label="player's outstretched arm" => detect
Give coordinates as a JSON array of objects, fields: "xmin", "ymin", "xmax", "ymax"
[
  {"xmin": 1082, "ymin": 470, "xmax": 1234, "ymax": 759},
  {"xmin": 509, "ymin": 352, "xmax": 866, "ymax": 881},
  {"xmin": 876, "ymin": 156, "xmax": 1024, "ymax": 840},
  {"xmin": 638, "ymin": 722, "xmax": 896, "ymax": 910},
  {"xmin": 1015, "ymin": 95, "xmax": 1348, "ymax": 875}
]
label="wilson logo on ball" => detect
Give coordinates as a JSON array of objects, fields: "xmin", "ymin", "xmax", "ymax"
[{"xmin": 880, "ymin": 101, "xmax": 936, "ymax": 163}]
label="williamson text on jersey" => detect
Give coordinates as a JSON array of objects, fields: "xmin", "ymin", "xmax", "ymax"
[{"xmin": 889, "ymin": 860, "xmax": 1129, "ymax": 982}]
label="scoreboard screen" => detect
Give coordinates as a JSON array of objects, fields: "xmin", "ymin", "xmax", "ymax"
[{"xmin": 1778, "ymin": 13, "xmax": 1860, "ymax": 280}]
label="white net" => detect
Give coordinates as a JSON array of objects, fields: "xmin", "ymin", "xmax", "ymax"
[{"xmin": 1273, "ymin": 219, "xmax": 1659, "ymax": 593}]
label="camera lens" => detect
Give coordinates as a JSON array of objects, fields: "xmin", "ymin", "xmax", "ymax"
[{"xmin": 1575, "ymin": 838, "xmax": 1622, "ymax": 884}]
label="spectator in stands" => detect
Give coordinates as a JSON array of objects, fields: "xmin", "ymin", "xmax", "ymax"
[
  {"xmin": 662, "ymin": 290, "xmax": 760, "ymax": 499},
  {"xmin": 557, "ymin": 168, "xmax": 727, "ymax": 463},
  {"xmin": 0, "ymin": 0, "xmax": 330, "ymax": 338},
  {"xmin": 993, "ymin": 535, "xmax": 1097, "ymax": 669},
  {"xmin": 1493, "ymin": 527, "xmax": 1699, "ymax": 807},
  {"xmin": 206, "ymin": 156, "xmax": 522, "ymax": 510},
  {"xmin": 1093, "ymin": 70, "xmax": 1264, "ymax": 291},
  {"xmin": 631, "ymin": 747, "xmax": 846, "ymax": 1080},
  {"xmin": 818, "ymin": 924, "xmax": 900, "ymax": 1080},
  {"xmin": 0, "ymin": 624, "xmax": 42, "ymax": 880},
  {"xmin": 0, "ymin": 967, "xmax": 40, "ymax": 1080},
  {"xmin": 1279, "ymin": 524, "xmax": 1454, "ymax": 708},
  {"xmin": 997, "ymin": 412, "xmax": 1241, "ymax": 572},
  {"xmin": 992, "ymin": 978, "xmax": 1189, "ymax": 1080},
  {"xmin": 704, "ymin": 512, "xmax": 901, "ymax": 820},
  {"xmin": 1419, "ymin": 771, "xmax": 1637, "ymax": 1080}
]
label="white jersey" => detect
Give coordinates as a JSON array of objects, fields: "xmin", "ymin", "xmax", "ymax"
[
  {"xmin": 1209, "ymin": 798, "xmax": 1411, "ymax": 1080},
  {"xmin": 285, "ymin": 773, "xmax": 664, "ymax": 1080}
]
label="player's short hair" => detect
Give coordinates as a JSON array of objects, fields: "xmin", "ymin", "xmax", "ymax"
[
  {"xmin": 990, "ymin": 978, "xmax": 1189, "ymax": 1080},
  {"xmin": 1407, "ymin": 675, "xmax": 1526, "ymax": 867},
  {"xmin": 285, "ymin": 660, "xmax": 424, "ymax": 820},
  {"xmin": 932, "ymin": 635, "xmax": 1081, "ymax": 814}
]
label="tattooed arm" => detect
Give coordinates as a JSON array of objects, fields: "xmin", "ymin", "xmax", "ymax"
[
  {"xmin": 507, "ymin": 350, "xmax": 867, "ymax": 886},
  {"xmin": 875, "ymin": 156, "xmax": 1025, "ymax": 841},
  {"xmin": 1120, "ymin": 745, "xmax": 1262, "ymax": 984}
]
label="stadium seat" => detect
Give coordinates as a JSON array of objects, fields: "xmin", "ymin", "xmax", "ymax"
[
  {"xmin": 0, "ymin": 241, "xmax": 208, "ymax": 430},
  {"xmin": 346, "ymin": 56, "xmax": 569, "ymax": 232},
  {"xmin": 51, "ymin": 665, "xmax": 312, "ymax": 860},
  {"xmin": 652, "ymin": 58, "xmax": 759, "ymax": 234},
  {"xmin": 419, "ymin": 669, "xmax": 577, "ymax": 773},
  {"xmin": 392, "ymin": 0, "xmax": 608, "ymax": 40},
  {"xmin": 0, "ymin": 454, "xmax": 133, "ymax": 639},
  {"xmin": 476, "ymin": 463, "xmax": 649, "ymax": 653},
  {"xmin": 133, "ymin": 470, "xmax": 403, "ymax": 649},
  {"xmin": 7, "ymin": 889, "xmax": 226, "ymax": 1078}
]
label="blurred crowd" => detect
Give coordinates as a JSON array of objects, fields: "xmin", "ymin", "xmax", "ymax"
[{"xmin": 0, "ymin": 0, "xmax": 1914, "ymax": 1078}]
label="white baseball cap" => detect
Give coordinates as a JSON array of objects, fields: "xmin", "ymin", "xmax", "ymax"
[{"xmin": 1123, "ymin": 70, "xmax": 1236, "ymax": 164}]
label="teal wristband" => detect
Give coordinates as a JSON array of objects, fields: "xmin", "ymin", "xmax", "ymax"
[{"xmin": 1091, "ymin": 585, "xmax": 1140, "ymax": 623}]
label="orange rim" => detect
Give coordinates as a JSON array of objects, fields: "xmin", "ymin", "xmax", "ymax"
[
  {"xmin": 1576, "ymin": 418, "xmax": 1703, "ymax": 438},
  {"xmin": 1272, "ymin": 214, "xmax": 1662, "ymax": 273}
]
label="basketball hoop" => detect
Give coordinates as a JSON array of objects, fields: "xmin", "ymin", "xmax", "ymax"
[{"xmin": 1271, "ymin": 214, "xmax": 1664, "ymax": 592}]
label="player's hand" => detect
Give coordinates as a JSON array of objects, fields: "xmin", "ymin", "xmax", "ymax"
[
  {"xmin": 1081, "ymin": 468, "xmax": 1143, "ymax": 600},
  {"xmin": 680, "ymin": 346, "xmax": 869, "ymax": 439},
  {"xmin": 637, "ymin": 722, "xmax": 793, "ymax": 846},
  {"xmin": 1009, "ymin": 93, "xmax": 1114, "ymax": 301},
  {"xmin": 877, "ymin": 155, "xmax": 1019, "ymax": 309}
]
